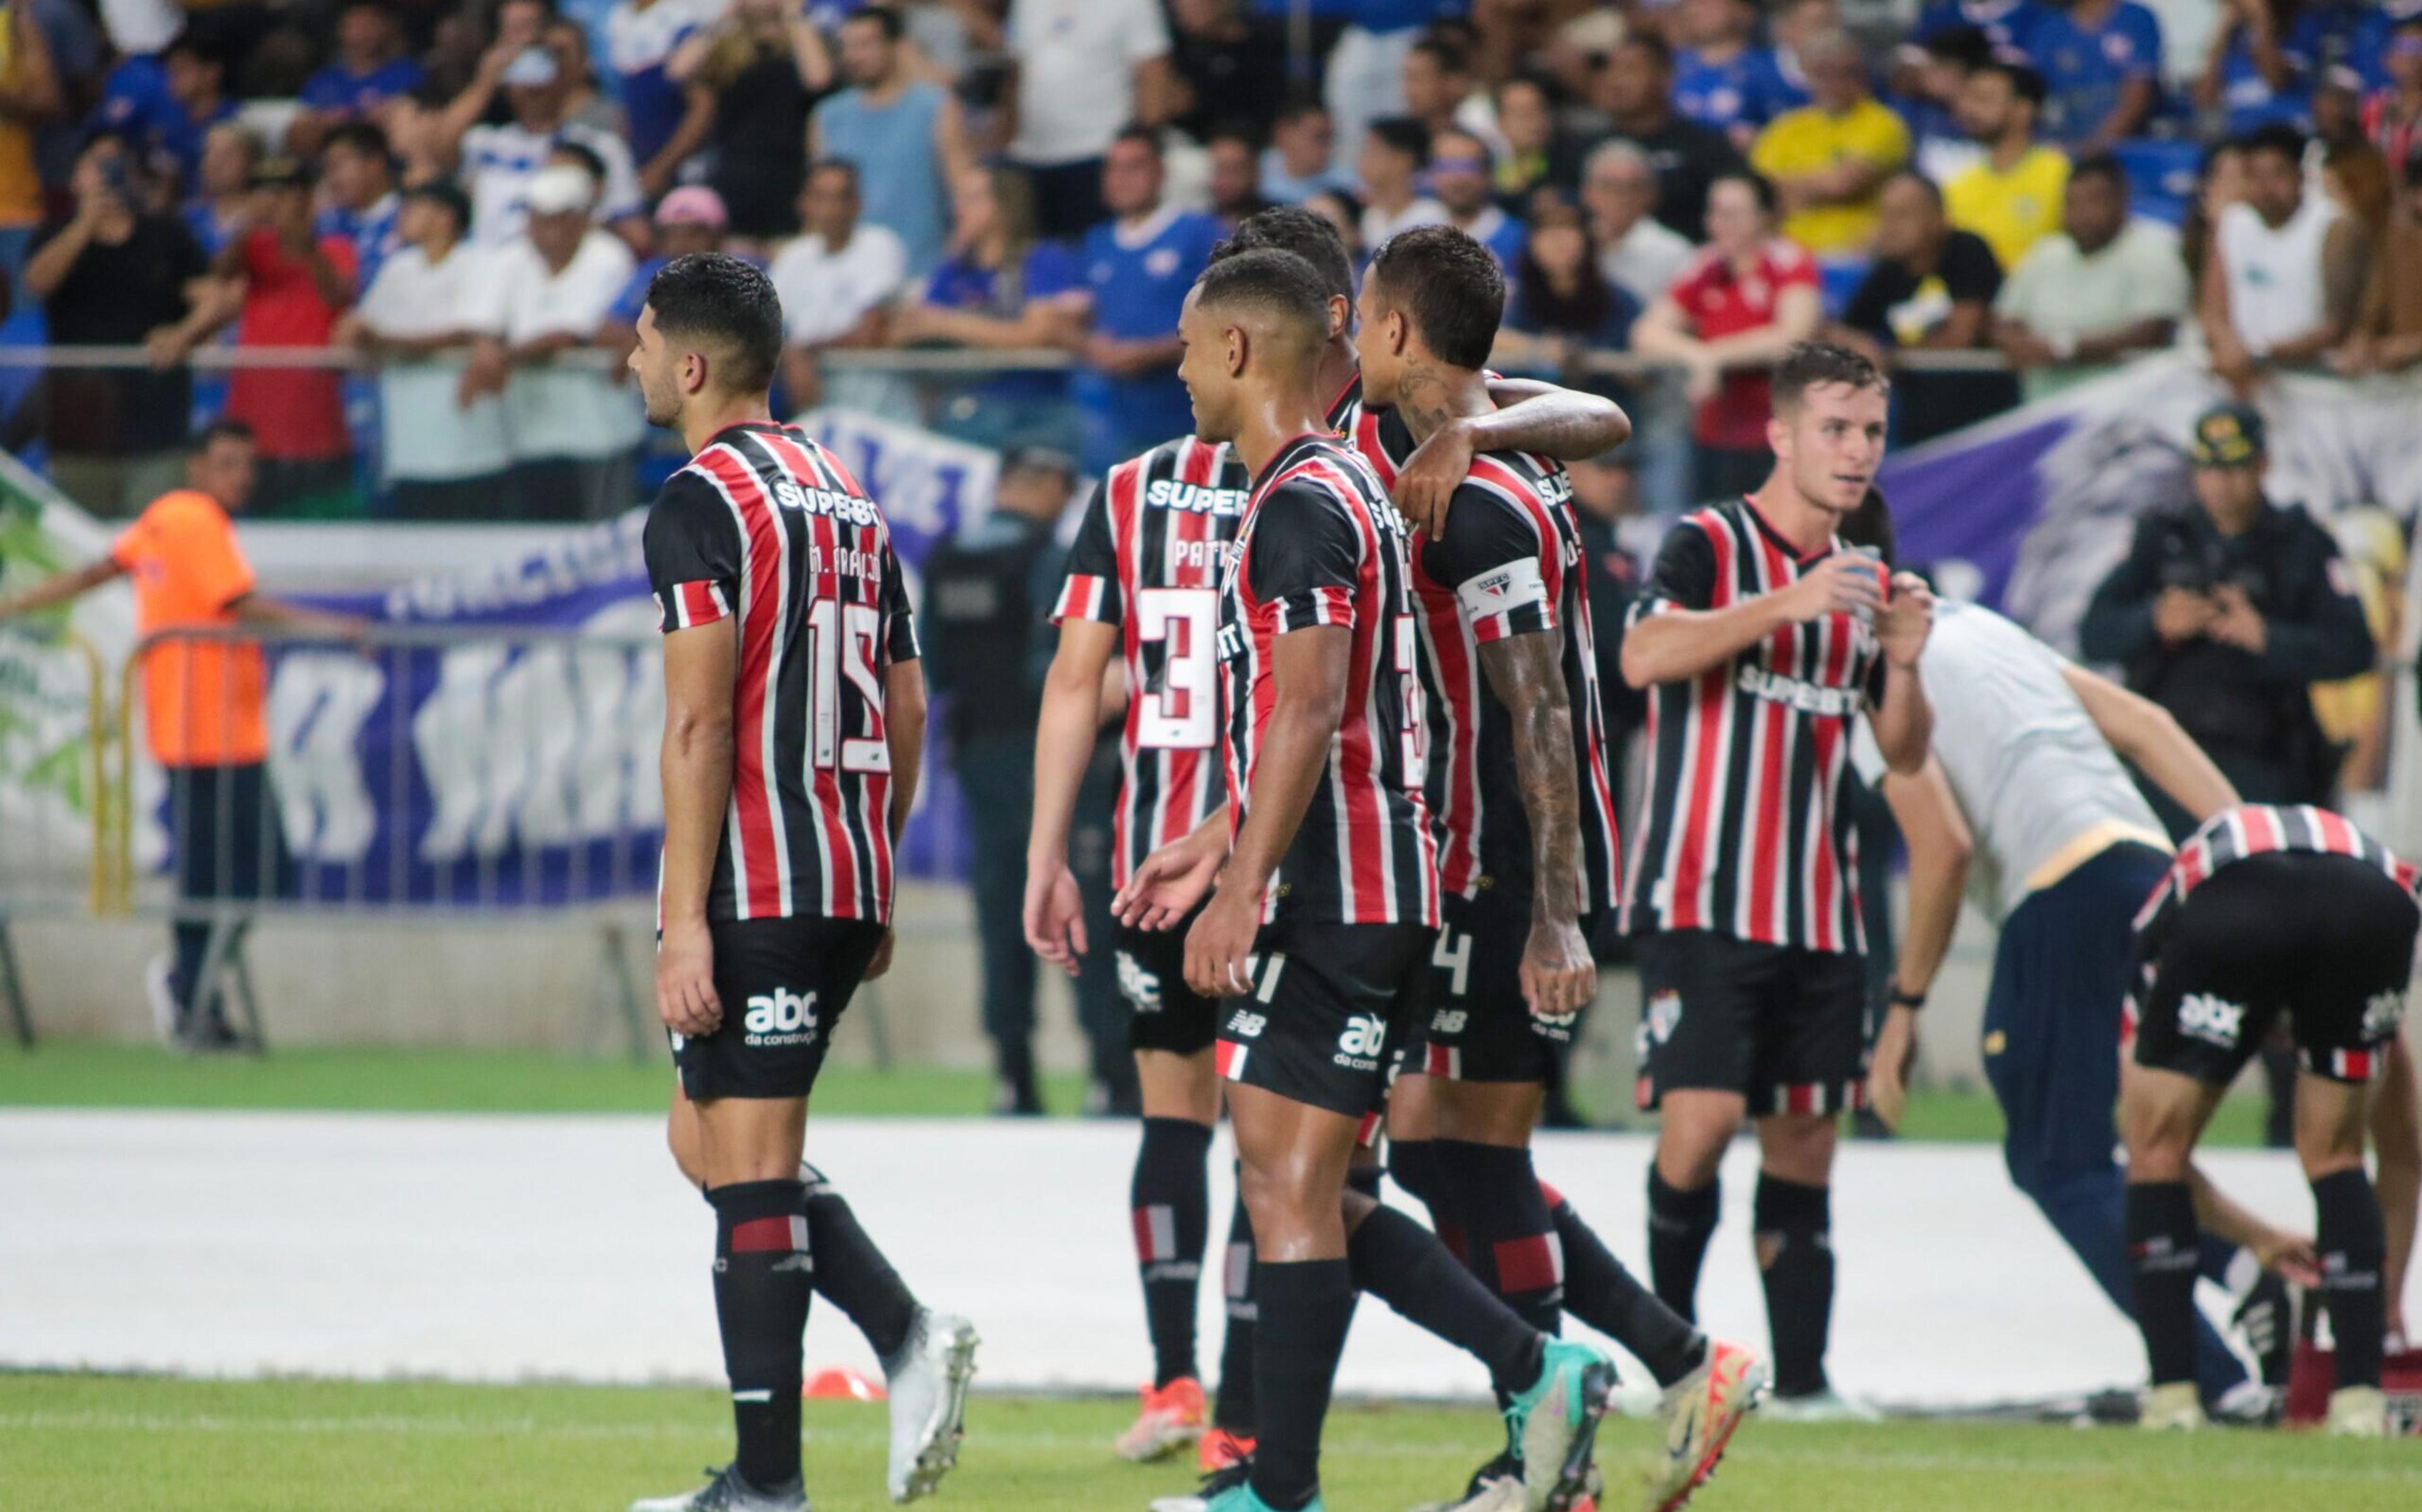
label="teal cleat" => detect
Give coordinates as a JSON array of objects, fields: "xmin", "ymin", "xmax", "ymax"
[
  {"xmin": 1504, "ymin": 1339, "xmax": 1617, "ymax": 1512},
  {"xmin": 1200, "ymin": 1482, "xmax": 1325, "ymax": 1512}
]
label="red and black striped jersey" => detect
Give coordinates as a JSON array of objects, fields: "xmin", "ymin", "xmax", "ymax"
[
  {"xmin": 1220, "ymin": 432, "xmax": 1441, "ymax": 928},
  {"xmin": 644, "ymin": 422, "xmax": 918, "ymax": 925},
  {"xmin": 1411, "ymin": 449, "xmax": 1622, "ymax": 915},
  {"xmin": 2134, "ymin": 804, "xmax": 2422, "ymax": 945},
  {"xmin": 1622, "ymin": 498, "xmax": 1886, "ymax": 953}
]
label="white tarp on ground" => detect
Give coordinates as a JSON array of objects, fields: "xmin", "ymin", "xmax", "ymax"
[{"xmin": 0, "ymin": 1110, "xmax": 2377, "ymax": 1409}]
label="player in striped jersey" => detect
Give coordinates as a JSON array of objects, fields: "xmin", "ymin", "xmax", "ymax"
[
  {"xmin": 1357, "ymin": 225, "xmax": 1762, "ymax": 1512},
  {"xmin": 628, "ymin": 255, "xmax": 974, "ymax": 1512},
  {"xmin": 1617, "ymin": 341, "xmax": 1936, "ymax": 1420},
  {"xmin": 2119, "ymin": 805, "xmax": 2420, "ymax": 1436},
  {"xmin": 1024, "ymin": 206, "xmax": 1635, "ymax": 1477}
]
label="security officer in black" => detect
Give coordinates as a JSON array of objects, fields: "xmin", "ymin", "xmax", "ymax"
[
  {"xmin": 2080, "ymin": 401, "xmax": 2375, "ymax": 829},
  {"xmin": 923, "ymin": 447, "xmax": 1080, "ymax": 1115}
]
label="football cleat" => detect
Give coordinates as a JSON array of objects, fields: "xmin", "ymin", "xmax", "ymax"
[
  {"xmin": 883, "ymin": 1310, "xmax": 978, "ymax": 1503},
  {"xmin": 1408, "ymin": 1453, "xmax": 1526, "ymax": 1512},
  {"xmin": 1116, "ymin": 1376, "xmax": 1209, "ymax": 1462},
  {"xmin": 2325, "ymin": 1385, "xmax": 2388, "ymax": 1438},
  {"xmin": 1757, "ymin": 1388, "xmax": 1878, "ymax": 1424},
  {"xmin": 1147, "ymin": 1456, "xmax": 1251, "ymax": 1512},
  {"xmin": 1506, "ymin": 1339, "xmax": 1617, "ymax": 1512},
  {"xmin": 2138, "ymin": 1381, "xmax": 2205, "ymax": 1431},
  {"xmin": 1199, "ymin": 1484, "xmax": 1318, "ymax": 1512},
  {"xmin": 2231, "ymin": 1272, "xmax": 2298, "ymax": 1389},
  {"xmin": 1642, "ymin": 1339, "xmax": 1767, "ymax": 1512},
  {"xmin": 1198, "ymin": 1426, "xmax": 1256, "ymax": 1472},
  {"xmin": 629, "ymin": 1465, "xmax": 807, "ymax": 1511}
]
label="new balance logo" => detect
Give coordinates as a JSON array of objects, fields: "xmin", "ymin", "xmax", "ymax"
[
  {"xmin": 2177, "ymin": 993, "xmax": 2244, "ymax": 1049},
  {"xmin": 2365, "ymin": 991, "xmax": 2407, "ymax": 1042},
  {"xmin": 1226, "ymin": 1010, "xmax": 1267, "ymax": 1039},
  {"xmin": 1430, "ymin": 1009, "xmax": 1468, "ymax": 1035},
  {"xmin": 1335, "ymin": 1013, "xmax": 1387, "ymax": 1069},
  {"xmin": 743, "ymin": 986, "xmax": 821, "ymax": 1046},
  {"xmin": 1118, "ymin": 951, "xmax": 1164, "ymax": 1012}
]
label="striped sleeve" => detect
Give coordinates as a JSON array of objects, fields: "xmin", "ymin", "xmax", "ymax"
[
  {"xmin": 643, "ymin": 471, "xmax": 739, "ymax": 633},
  {"xmin": 1050, "ymin": 476, "xmax": 1123, "ymax": 626},
  {"xmin": 1246, "ymin": 479, "xmax": 1362, "ymax": 632},
  {"xmin": 1626, "ymin": 516, "xmax": 1718, "ymax": 627},
  {"xmin": 880, "ymin": 542, "xmax": 920, "ymax": 662},
  {"xmin": 1434, "ymin": 479, "xmax": 1555, "ymax": 645}
]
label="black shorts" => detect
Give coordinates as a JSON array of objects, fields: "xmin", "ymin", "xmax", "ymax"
[
  {"xmin": 2132, "ymin": 851, "xmax": 2418, "ymax": 1086},
  {"xmin": 1410, "ymin": 895, "xmax": 1582, "ymax": 1084},
  {"xmin": 1633, "ymin": 928, "xmax": 1869, "ymax": 1116},
  {"xmin": 670, "ymin": 916, "xmax": 888, "ymax": 1101},
  {"xmin": 1119, "ymin": 916, "xmax": 1220, "ymax": 1056},
  {"xmin": 1214, "ymin": 917, "xmax": 1432, "ymax": 1120}
]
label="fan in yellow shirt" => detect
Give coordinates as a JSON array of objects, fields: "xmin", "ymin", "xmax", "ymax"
[
  {"xmin": 1944, "ymin": 59, "xmax": 2070, "ymax": 274},
  {"xmin": 1749, "ymin": 33, "xmax": 1910, "ymax": 256}
]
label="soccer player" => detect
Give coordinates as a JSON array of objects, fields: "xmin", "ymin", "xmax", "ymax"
[
  {"xmin": 1117, "ymin": 247, "xmax": 1615, "ymax": 1512},
  {"xmin": 1025, "ymin": 205, "xmax": 1633, "ymax": 1471},
  {"xmin": 1619, "ymin": 341, "xmax": 1935, "ymax": 1419},
  {"xmin": 2119, "ymin": 804, "xmax": 2418, "ymax": 1436},
  {"xmin": 625, "ymin": 253, "xmax": 974, "ymax": 1512}
]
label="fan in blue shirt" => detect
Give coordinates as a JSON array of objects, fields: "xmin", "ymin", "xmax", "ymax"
[
  {"xmin": 1916, "ymin": 0, "xmax": 2051, "ymax": 54},
  {"xmin": 297, "ymin": 3, "xmax": 425, "ymax": 129},
  {"xmin": 1070, "ymin": 131, "xmax": 1224, "ymax": 475},
  {"xmin": 1672, "ymin": 0, "xmax": 1793, "ymax": 141},
  {"xmin": 95, "ymin": 42, "xmax": 239, "ymax": 191},
  {"xmin": 2030, "ymin": 0, "xmax": 2164, "ymax": 146},
  {"xmin": 2199, "ymin": 0, "xmax": 2341, "ymax": 135}
]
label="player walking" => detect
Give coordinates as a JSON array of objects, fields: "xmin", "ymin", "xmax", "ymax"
[
  {"xmin": 626, "ymin": 253, "xmax": 974, "ymax": 1512},
  {"xmin": 2120, "ymin": 804, "xmax": 2417, "ymax": 1436},
  {"xmin": 1619, "ymin": 342, "xmax": 1934, "ymax": 1418}
]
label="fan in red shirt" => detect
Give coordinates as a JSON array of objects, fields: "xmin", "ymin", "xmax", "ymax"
[{"xmin": 1633, "ymin": 172, "xmax": 1822, "ymax": 506}]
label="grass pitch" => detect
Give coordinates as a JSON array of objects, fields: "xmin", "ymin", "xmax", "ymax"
[{"xmin": 0, "ymin": 1373, "xmax": 2401, "ymax": 1512}]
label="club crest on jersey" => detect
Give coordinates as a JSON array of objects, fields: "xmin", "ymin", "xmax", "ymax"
[
  {"xmin": 1118, "ymin": 951, "xmax": 1164, "ymax": 1013},
  {"xmin": 1146, "ymin": 478, "xmax": 1249, "ymax": 516},
  {"xmin": 2177, "ymin": 992, "xmax": 2244, "ymax": 1049},
  {"xmin": 1335, "ymin": 1013, "xmax": 1388, "ymax": 1069},
  {"xmin": 743, "ymin": 986, "xmax": 821, "ymax": 1047},
  {"xmin": 2365, "ymin": 990, "xmax": 2407, "ymax": 1042},
  {"xmin": 1647, "ymin": 991, "xmax": 1682, "ymax": 1044}
]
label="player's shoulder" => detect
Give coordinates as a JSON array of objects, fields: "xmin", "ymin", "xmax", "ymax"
[{"xmin": 1458, "ymin": 450, "xmax": 1563, "ymax": 516}]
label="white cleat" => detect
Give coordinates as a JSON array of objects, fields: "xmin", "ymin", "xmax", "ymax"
[
  {"xmin": 1642, "ymin": 1339, "xmax": 1767, "ymax": 1512},
  {"xmin": 2325, "ymin": 1385, "xmax": 2388, "ymax": 1438},
  {"xmin": 883, "ymin": 1310, "xmax": 978, "ymax": 1503},
  {"xmin": 1757, "ymin": 1387, "xmax": 1878, "ymax": 1424},
  {"xmin": 2138, "ymin": 1381, "xmax": 2205, "ymax": 1431},
  {"xmin": 630, "ymin": 1465, "xmax": 807, "ymax": 1511}
]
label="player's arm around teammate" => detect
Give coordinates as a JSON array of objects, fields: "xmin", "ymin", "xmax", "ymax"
[{"xmin": 1389, "ymin": 374, "xmax": 1633, "ymax": 536}]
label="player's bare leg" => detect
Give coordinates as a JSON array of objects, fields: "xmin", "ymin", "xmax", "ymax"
[
  {"xmin": 2291, "ymin": 1070, "xmax": 2389, "ymax": 1436},
  {"xmin": 1121, "ymin": 1048, "xmax": 1225, "ymax": 1462},
  {"xmin": 2122, "ymin": 1066, "xmax": 2230, "ymax": 1430}
]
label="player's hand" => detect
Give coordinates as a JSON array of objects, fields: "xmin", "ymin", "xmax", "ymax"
[
  {"xmin": 1183, "ymin": 890, "xmax": 1258, "ymax": 1000},
  {"xmin": 1876, "ymin": 570, "xmax": 1935, "ymax": 668},
  {"xmin": 862, "ymin": 928, "xmax": 896, "ymax": 982},
  {"xmin": 2206, "ymin": 584, "xmax": 2269, "ymax": 655},
  {"xmin": 1023, "ymin": 856, "xmax": 1087, "ymax": 976},
  {"xmin": 2251, "ymin": 1225, "xmax": 2320, "ymax": 1288},
  {"xmin": 1782, "ymin": 554, "xmax": 1885, "ymax": 624},
  {"xmin": 1391, "ymin": 416, "xmax": 1475, "ymax": 538},
  {"xmin": 656, "ymin": 918, "xmax": 722, "ymax": 1037},
  {"xmin": 1114, "ymin": 829, "xmax": 1225, "ymax": 933},
  {"xmin": 2153, "ymin": 586, "xmax": 2216, "ymax": 645},
  {"xmin": 1519, "ymin": 914, "xmax": 1596, "ymax": 1020},
  {"xmin": 1868, "ymin": 1003, "xmax": 1919, "ymax": 1131}
]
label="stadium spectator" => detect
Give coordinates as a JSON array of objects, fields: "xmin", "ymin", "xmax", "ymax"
[
  {"xmin": 890, "ymin": 166, "xmax": 1082, "ymax": 453},
  {"xmin": 1900, "ymin": 23, "xmax": 1994, "ymax": 184},
  {"xmin": 2196, "ymin": 0, "xmax": 2327, "ymax": 137},
  {"xmin": 1494, "ymin": 194, "xmax": 1641, "ymax": 379},
  {"xmin": 543, "ymin": 17, "xmax": 621, "ymax": 139},
  {"xmin": 2320, "ymin": 136, "xmax": 2393, "ymax": 293},
  {"xmin": 769, "ymin": 158, "xmax": 908, "ymax": 415},
  {"xmin": 1428, "ymin": 125, "xmax": 1523, "ymax": 270},
  {"xmin": 1490, "ymin": 73, "xmax": 1563, "ymax": 202},
  {"xmin": 24, "ymin": 136, "xmax": 206, "ymax": 516},
  {"xmin": 1751, "ymin": 30, "xmax": 1911, "ymax": 257},
  {"xmin": 377, "ymin": 81, "xmax": 457, "ymax": 191},
  {"xmin": 1400, "ymin": 28, "xmax": 1501, "ymax": 157},
  {"xmin": 1067, "ymin": 127, "xmax": 1219, "ymax": 475},
  {"xmin": 23, "ymin": 0, "xmax": 93, "ymax": 197},
  {"xmin": 1672, "ymin": 0, "xmax": 1791, "ymax": 148},
  {"xmin": 1205, "ymin": 127, "xmax": 1270, "ymax": 224},
  {"xmin": 811, "ymin": 6, "xmax": 971, "ymax": 280},
  {"xmin": 657, "ymin": 0, "xmax": 833, "ymax": 249},
  {"xmin": 1597, "ymin": 33, "xmax": 1750, "ymax": 241},
  {"xmin": 1002, "ymin": 0, "xmax": 1174, "ymax": 241},
  {"xmin": 0, "ymin": 0, "xmax": 60, "ymax": 281},
  {"xmin": 315, "ymin": 120, "xmax": 402, "ymax": 293},
  {"xmin": 477, "ymin": 163, "xmax": 641, "ymax": 518},
  {"xmin": 604, "ymin": 0, "xmax": 720, "ymax": 170},
  {"xmin": 1357, "ymin": 114, "xmax": 1446, "ymax": 251},
  {"xmin": 1323, "ymin": 0, "xmax": 1428, "ymax": 165},
  {"xmin": 1167, "ymin": 0, "xmax": 1287, "ymax": 146},
  {"xmin": 96, "ymin": 30, "xmax": 237, "ymax": 192},
  {"xmin": 287, "ymin": 0, "xmax": 423, "ymax": 156},
  {"xmin": 1299, "ymin": 184, "xmax": 1363, "ymax": 262},
  {"xmin": 1945, "ymin": 59, "xmax": 2069, "ymax": 275},
  {"xmin": 2204, "ymin": 124, "xmax": 2361, "ymax": 394},
  {"xmin": 2029, "ymin": 0, "xmax": 2163, "ymax": 149},
  {"xmin": 1994, "ymin": 151, "xmax": 2190, "ymax": 399},
  {"xmin": 2360, "ymin": 18, "xmax": 2422, "ymax": 170},
  {"xmin": 344, "ymin": 179, "xmax": 510, "ymax": 520},
  {"xmin": 1581, "ymin": 137, "xmax": 1695, "ymax": 309},
  {"xmin": 1914, "ymin": 0, "xmax": 2048, "ymax": 53},
  {"xmin": 1769, "ymin": 0, "xmax": 1839, "ymax": 107},
  {"xmin": 2335, "ymin": 153, "xmax": 2422, "ymax": 376},
  {"xmin": 1632, "ymin": 172, "xmax": 1822, "ymax": 503},
  {"xmin": 600, "ymin": 185, "xmax": 731, "ymax": 360},
  {"xmin": 1260, "ymin": 95, "xmax": 1354, "ymax": 205},
  {"xmin": 182, "ymin": 119, "xmax": 255, "ymax": 255},
  {"xmin": 0, "ymin": 420, "xmax": 360, "ymax": 1050},
  {"xmin": 1837, "ymin": 171, "xmax": 2016, "ymax": 443},
  {"xmin": 436, "ymin": 32, "xmax": 643, "ymax": 250},
  {"xmin": 2180, "ymin": 137, "xmax": 2248, "ymax": 302}
]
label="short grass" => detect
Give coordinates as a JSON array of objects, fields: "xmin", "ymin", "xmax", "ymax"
[
  {"xmin": 0, "ymin": 1373, "xmax": 2400, "ymax": 1512},
  {"xmin": 0, "ymin": 1039, "xmax": 2274, "ymax": 1146}
]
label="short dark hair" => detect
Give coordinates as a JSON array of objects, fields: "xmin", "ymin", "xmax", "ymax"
[
  {"xmin": 404, "ymin": 177, "xmax": 472, "ymax": 230},
  {"xmin": 1883, "ymin": 168, "xmax": 1943, "ymax": 209},
  {"xmin": 321, "ymin": 120, "xmax": 392, "ymax": 163},
  {"xmin": 188, "ymin": 418, "xmax": 255, "ymax": 455},
  {"xmin": 1366, "ymin": 116, "xmax": 1430, "ymax": 166},
  {"xmin": 1367, "ymin": 224, "xmax": 1504, "ymax": 371},
  {"xmin": 2067, "ymin": 149, "xmax": 2127, "ymax": 190},
  {"xmin": 1772, "ymin": 340, "xmax": 1889, "ymax": 413},
  {"xmin": 1274, "ymin": 93, "xmax": 1329, "ymax": 129},
  {"xmin": 1215, "ymin": 205, "xmax": 1355, "ymax": 306},
  {"xmin": 2238, "ymin": 121, "xmax": 2306, "ymax": 167},
  {"xmin": 1712, "ymin": 169, "xmax": 1779, "ymax": 217},
  {"xmin": 809, "ymin": 156, "xmax": 861, "ymax": 192},
  {"xmin": 164, "ymin": 31, "xmax": 224, "ymax": 69},
  {"xmin": 1921, "ymin": 24, "xmax": 1992, "ymax": 69},
  {"xmin": 1615, "ymin": 33, "xmax": 1673, "ymax": 74},
  {"xmin": 842, "ymin": 4, "xmax": 904, "ymax": 42},
  {"xmin": 1111, "ymin": 124, "xmax": 1163, "ymax": 158},
  {"xmin": 646, "ymin": 252, "xmax": 783, "ymax": 396},
  {"xmin": 549, "ymin": 138, "xmax": 607, "ymax": 186},
  {"xmin": 1410, "ymin": 31, "xmax": 1470, "ymax": 77},
  {"xmin": 1975, "ymin": 59, "xmax": 2047, "ymax": 108},
  {"xmin": 1191, "ymin": 247, "xmax": 1333, "ymax": 353}
]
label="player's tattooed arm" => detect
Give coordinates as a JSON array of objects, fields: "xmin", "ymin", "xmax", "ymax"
[
  {"xmin": 1474, "ymin": 629, "xmax": 1596, "ymax": 1018},
  {"xmin": 1393, "ymin": 379, "xmax": 1630, "ymax": 535}
]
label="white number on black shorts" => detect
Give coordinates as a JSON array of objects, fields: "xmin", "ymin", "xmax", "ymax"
[{"xmin": 1432, "ymin": 926, "xmax": 1472, "ymax": 999}]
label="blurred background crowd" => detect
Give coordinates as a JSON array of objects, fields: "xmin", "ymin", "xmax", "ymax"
[{"xmin": 5, "ymin": 0, "xmax": 2420, "ymax": 522}]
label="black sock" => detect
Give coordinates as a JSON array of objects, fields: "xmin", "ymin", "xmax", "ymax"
[
  {"xmin": 1389, "ymin": 1137, "xmax": 1439, "ymax": 1209},
  {"xmin": 1348, "ymin": 1202, "xmax": 1544, "ymax": 1398},
  {"xmin": 2126, "ymin": 1180, "xmax": 2200, "ymax": 1387},
  {"xmin": 1436, "ymin": 1141, "xmax": 1564, "ymax": 1339},
  {"xmin": 1214, "ymin": 1177, "xmax": 1258, "ymax": 1434},
  {"xmin": 1545, "ymin": 1178, "xmax": 1706, "ymax": 1387},
  {"xmin": 2313, "ymin": 1168, "xmax": 2387, "ymax": 1392},
  {"xmin": 1248, "ymin": 1259, "xmax": 1356, "ymax": 1511},
  {"xmin": 1647, "ymin": 1168, "xmax": 1721, "ymax": 1324},
  {"xmin": 797, "ymin": 1163, "xmax": 918, "ymax": 1361},
  {"xmin": 1752, "ymin": 1174, "xmax": 1834, "ymax": 1398},
  {"xmin": 709, "ymin": 1179, "xmax": 812, "ymax": 1491},
  {"xmin": 1132, "ymin": 1117, "xmax": 1213, "ymax": 1387}
]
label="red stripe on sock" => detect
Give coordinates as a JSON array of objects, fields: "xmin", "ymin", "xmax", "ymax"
[
  {"xmin": 1494, "ymin": 1232, "xmax": 1563, "ymax": 1294},
  {"xmin": 730, "ymin": 1215, "xmax": 801, "ymax": 1253}
]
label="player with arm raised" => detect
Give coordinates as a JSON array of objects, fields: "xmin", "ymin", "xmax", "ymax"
[
  {"xmin": 1359, "ymin": 224, "xmax": 1763, "ymax": 1512},
  {"xmin": 628, "ymin": 253, "xmax": 974, "ymax": 1512}
]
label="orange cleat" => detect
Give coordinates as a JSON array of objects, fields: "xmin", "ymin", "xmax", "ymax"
[
  {"xmin": 1114, "ymin": 1376, "xmax": 1208, "ymax": 1462},
  {"xmin": 1197, "ymin": 1426, "xmax": 1256, "ymax": 1472}
]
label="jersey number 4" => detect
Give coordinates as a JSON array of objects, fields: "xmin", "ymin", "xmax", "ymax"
[
  {"xmin": 807, "ymin": 597, "xmax": 889, "ymax": 773},
  {"xmin": 1137, "ymin": 587, "xmax": 1219, "ymax": 750}
]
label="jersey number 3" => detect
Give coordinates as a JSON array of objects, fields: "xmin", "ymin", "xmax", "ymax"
[{"xmin": 1138, "ymin": 587, "xmax": 1219, "ymax": 750}]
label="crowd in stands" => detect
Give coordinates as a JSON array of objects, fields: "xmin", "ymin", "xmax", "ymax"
[{"xmin": 6, "ymin": 0, "xmax": 2422, "ymax": 518}]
